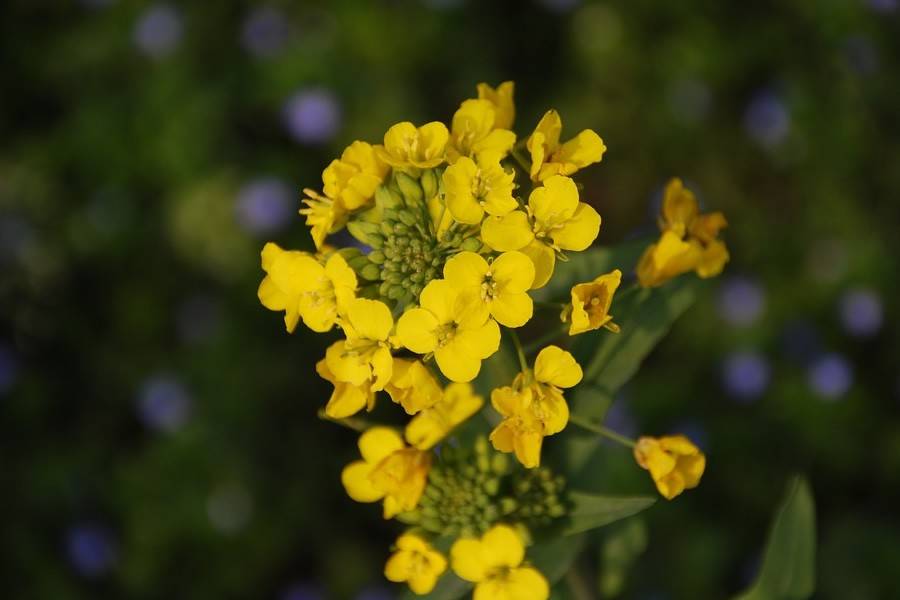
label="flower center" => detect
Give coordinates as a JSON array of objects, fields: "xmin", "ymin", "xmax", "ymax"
[
  {"xmin": 480, "ymin": 271, "xmax": 498, "ymax": 301},
  {"xmin": 436, "ymin": 321, "xmax": 459, "ymax": 347}
]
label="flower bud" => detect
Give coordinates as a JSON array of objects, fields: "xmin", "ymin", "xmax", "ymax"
[{"xmin": 395, "ymin": 172, "xmax": 424, "ymax": 205}]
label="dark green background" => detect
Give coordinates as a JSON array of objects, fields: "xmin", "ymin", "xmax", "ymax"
[{"xmin": 2, "ymin": 0, "xmax": 898, "ymax": 598}]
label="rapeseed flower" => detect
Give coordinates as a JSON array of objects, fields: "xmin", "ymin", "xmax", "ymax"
[
  {"xmin": 405, "ymin": 382, "xmax": 484, "ymax": 450},
  {"xmin": 385, "ymin": 533, "xmax": 447, "ymax": 595},
  {"xmin": 476, "ymin": 81, "xmax": 515, "ymax": 130},
  {"xmin": 526, "ymin": 109, "xmax": 606, "ymax": 182},
  {"xmin": 633, "ymin": 434, "xmax": 706, "ymax": 500},
  {"xmin": 447, "ymin": 99, "xmax": 516, "ymax": 164},
  {"xmin": 443, "ymin": 250, "xmax": 535, "ymax": 328},
  {"xmin": 385, "ymin": 358, "xmax": 443, "ymax": 415},
  {"xmin": 323, "ymin": 140, "xmax": 389, "ymax": 211},
  {"xmin": 562, "ymin": 269, "xmax": 622, "ymax": 335},
  {"xmin": 377, "ymin": 121, "xmax": 449, "ymax": 170},
  {"xmin": 442, "ymin": 154, "xmax": 517, "ymax": 224}
]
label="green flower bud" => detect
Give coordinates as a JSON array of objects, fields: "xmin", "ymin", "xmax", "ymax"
[
  {"xmin": 421, "ymin": 168, "xmax": 439, "ymax": 199},
  {"xmin": 347, "ymin": 221, "xmax": 382, "ymax": 247},
  {"xmin": 380, "ymin": 221, "xmax": 394, "ymax": 237},
  {"xmin": 397, "ymin": 209, "xmax": 418, "ymax": 227},
  {"xmin": 483, "ymin": 478, "xmax": 500, "ymax": 496},
  {"xmin": 388, "ymin": 284, "xmax": 406, "ymax": 299},
  {"xmin": 460, "ymin": 237, "xmax": 483, "ymax": 252},
  {"xmin": 360, "ymin": 263, "xmax": 382, "ymax": 281},
  {"xmin": 368, "ymin": 251, "xmax": 386, "ymax": 265},
  {"xmin": 395, "ymin": 172, "xmax": 424, "ymax": 205},
  {"xmin": 375, "ymin": 185, "xmax": 402, "ymax": 210},
  {"xmin": 500, "ymin": 498, "xmax": 518, "ymax": 514}
]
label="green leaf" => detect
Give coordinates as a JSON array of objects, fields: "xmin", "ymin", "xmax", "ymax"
[
  {"xmin": 734, "ymin": 476, "xmax": 816, "ymax": 600},
  {"xmin": 534, "ymin": 240, "xmax": 647, "ymax": 302},
  {"xmin": 563, "ymin": 492, "xmax": 656, "ymax": 536}
]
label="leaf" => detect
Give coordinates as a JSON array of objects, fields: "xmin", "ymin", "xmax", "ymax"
[
  {"xmin": 534, "ymin": 239, "xmax": 648, "ymax": 302},
  {"xmin": 733, "ymin": 476, "xmax": 816, "ymax": 600},
  {"xmin": 563, "ymin": 492, "xmax": 656, "ymax": 536}
]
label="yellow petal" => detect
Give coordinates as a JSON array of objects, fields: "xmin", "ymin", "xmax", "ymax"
[
  {"xmin": 696, "ymin": 239, "xmax": 729, "ymax": 278},
  {"xmin": 260, "ymin": 241, "xmax": 283, "ymax": 271},
  {"xmin": 444, "ymin": 251, "xmax": 489, "ymax": 289},
  {"xmin": 346, "ymin": 298, "xmax": 394, "ymax": 342},
  {"xmin": 490, "ymin": 385, "xmax": 531, "ymax": 417},
  {"xmin": 396, "ymin": 308, "xmax": 440, "ymax": 354},
  {"xmin": 443, "ymin": 157, "xmax": 483, "ymax": 224},
  {"xmin": 534, "ymin": 345, "xmax": 583, "ymax": 388},
  {"xmin": 480, "ymin": 524, "xmax": 525, "ymax": 569},
  {"xmin": 555, "ymin": 129, "xmax": 606, "ymax": 171},
  {"xmin": 529, "ymin": 175, "xmax": 579, "ymax": 225},
  {"xmin": 384, "ymin": 550, "xmax": 414, "ymax": 583},
  {"xmin": 358, "ymin": 426, "xmax": 405, "ymax": 464},
  {"xmin": 324, "ymin": 379, "xmax": 371, "ymax": 419},
  {"xmin": 370, "ymin": 346, "xmax": 394, "ymax": 391},
  {"xmin": 417, "ymin": 121, "xmax": 450, "ymax": 166},
  {"xmin": 490, "ymin": 250, "xmax": 535, "ymax": 293},
  {"xmin": 514, "ymin": 429, "xmax": 544, "ymax": 468},
  {"xmin": 481, "ymin": 211, "xmax": 534, "ymax": 252},
  {"xmin": 477, "ymin": 81, "xmax": 515, "ymax": 130},
  {"xmin": 435, "ymin": 344, "xmax": 481, "ymax": 383},
  {"xmin": 503, "ymin": 567, "xmax": 550, "ymax": 600},
  {"xmin": 341, "ymin": 461, "xmax": 382, "ymax": 503},
  {"xmin": 408, "ymin": 571, "xmax": 440, "ymax": 595},
  {"xmin": 324, "ymin": 340, "xmax": 370, "ymax": 387},
  {"xmin": 457, "ymin": 318, "xmax": 501, "ymax": 359},
  {"xmin": 490, "ymin": 292, "xmax": 533, "ymax": 328},
  {"xmin": 520, "ymin": 240, "xmax": 556, "ymax": 289},
  {"xmin": 473, "ymin": 129, "xmax": 516, "ymax": 160},
  {"xmin": 257, "ymin": 276, "xmax": 289, "ymax": 311},
  {"xmin": 661, "ymin": 178, "xmax": 698, "ymax": 230},
  {"xmin": 551, "ymin": 203, "xmax": 601, "ymax": 251},
  {"xmin": 419, "ymin": 279, "xmax": 459, "ymax": 324},
  {"xmin": 451, "ymin": 538, "xmax": 487, "ymax": 582}
]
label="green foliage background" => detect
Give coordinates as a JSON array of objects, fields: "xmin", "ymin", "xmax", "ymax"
[{"xmin": 1, "ymin": 0, "xmax": 898, "ymax": 598}]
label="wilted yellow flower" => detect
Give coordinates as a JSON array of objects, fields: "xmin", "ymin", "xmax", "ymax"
[
  {"xmin": 322, "ymin": 140, "xmax": 389, "ymax": 211},
  {"xmin": 300, "ymin": 188, "xmax": 348, "ymax": 249},
  {"xmin": 385, "ymin": 358, "xmax": 443, "ymax": 415},
  {"xmin": 637, "ymin": 178, "xmax": 729, "ymax": 287},
  {"xmin": 396, "ymin": 280, "xmax": 501, "ymax": 383},
  {"xmin": 377, "ymin": 121, "xmax": 449, "ymax": 170},
  {"xmin": 443, "ymin": 250, "xmax": 535, "ymax": 328},
  {"xmin": 319, "ymin": 298, "xmax": 394, "ymax": 418},
  {"xmin": 341, "ymin": 427, "xmax": 431, "ymax": 518},
  {"xmin": 563, "ymin": 269, "xmax": 622, "ymax": 335},
  {"xmin": 442, "ymin": 154, "xmax": 517, "ymax": 225},
  {"xmin": 526, "ymin": 109, "xmax": 606, "ymax": 182},
  {"xmin": 385, "ymin": 533, "xmax": 448, "ymax": 595},
  {"xmin": 447, "ymin": 99, "xmax": 516, "ymax": 164},
  {"xmin": 633, "ymin": 435, "xmax": 706, "ymax": 500},
  {"xmin": 477, "ymin": 81, "xmax": 515, "ymax": 130},
  {"xmin": 481, "ymin": 175, "xmax": 601, "ymax": 288},
  {"xmin": 405, "ymin": 382, "xmax": 484, "ymax": 450},
  {"xmin": 490, "ymin": 345, "xmax": 582, "ymax": 468},
  {"xmin": 451, "ymin": 524, "xmax": 549, "ymax": 600}
]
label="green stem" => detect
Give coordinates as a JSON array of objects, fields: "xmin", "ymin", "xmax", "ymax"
[
  {"xmin": 508, "ymin": 329, "xmax": 529, "ymax": 373},
  {"xmin": 523, "ymin": 323, "xmax": 568, "ymax": 355},
  {"xmin": 569, "ymin": 413, "xmax": 636, "ymax": 448}
]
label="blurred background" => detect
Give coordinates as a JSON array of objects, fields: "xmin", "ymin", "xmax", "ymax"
[{"xmin": 2, "ymin": 0, "xmax": 898, "ymax": 598}]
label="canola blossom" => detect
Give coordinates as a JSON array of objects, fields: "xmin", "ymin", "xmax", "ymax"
[{"xmin": 257, "ymin": 82, "xmax": 724, "ymax": 597}]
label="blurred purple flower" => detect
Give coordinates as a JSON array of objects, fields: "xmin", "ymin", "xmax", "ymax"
[
  {"xmin": 134, "ymin": 4, "xmax": 183, "ymax": 58},
  {"xmin": 807, "ymin": 353, "xmax": 853, "ymax": 401},
  {"xmin": 780, "ymin": 320, "xmax": 822, "ymax": 366},
  {"xmin": 717, "ymin": 276, "xmax": 766, "ymax": 327},
  {"xmin": 235, "ymin": 177, "xmax": 294, "ymax": 235},
  {"xmin": 283, "ymin": 88, "xmax": 341, "ymax": 144},
  {"xmin": 838, "ymin": 288, "xmax": 883, "ymax": 338},
  {"xmin": 137, "ymin": 374, "xmax": 191, "ymax": 433},
  {"xmin": 844, "ymin": 36, "xmax": 880, "ymax": 76},
  {"xmin": 668, "ymin": 78, "xmax": 712, "ymax": 125},
  {"xmin": 355, "ymin": 586, "xmax": 395, "ymax": 600},
  {"xmin": 535, "ymin": 0, "xmax": 581, "ymax": 12},
  {"xmin": 722, "ymin": 351, "xmax": 771, "ymax": 402},
  {"xmin": 282, "ymin": 583, "xmax": 325, "ymax": 600},
  {"xmin": 176, "ymin": 293, "xmax": 222, "ymax": 344},
  {"xmin": 0, "ymin": 215, "xmax": 33, "ymax": 264},
  {"xmin": 867, "ymin": 0, "xmax": 897, "ymax": 13},
  {"xmin": 0, "ymin": 343, "xmax": 18, "ymax": 395},
  {"xmin": 743, "ymin": 89, "xmax": 790, "ymax": 148},
  {"xmin": 66, "ymin": 523, "xmax": 117, "ymax": 577},
  {"xmin": 241, "ymin": 7, "xmax": 290, "ymax": 58}
]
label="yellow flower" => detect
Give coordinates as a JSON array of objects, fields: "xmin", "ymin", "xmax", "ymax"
[
  {"xmin": 396, "ymin": 280, "xmax": 501, "ymax": 383},
  {"xmin": 637, "ymin": 178, "xmax": 729, "ymax": 287},
  {"xmin": 477, "ymin": 81, "xmax": 515, "ymax": 130},
  {"xmin": 377, "ymin": 121, "xmax": 449, "ymax": 170},
  {"xmin": 341, "ymin": 427, "xmax": 432, "ymax": 518},
  {"xmin": 320, "ymin": 298, "xmax": 394, "ymax": 418},
  {"xmin": 405, "ymin": 382, "xmax": 484, "ymax": 450},
  {"xmin": 490, "ymin": 346, "xmax": 582, "ymax": 468},
  {"xmin": 257, "ymin": 243, "xmax": 357, "ymax": 333},
  {"xmin": 322, "ymin": 140, "xmax": 389, "ymax": 211},
  {"xmin": 447, "ymin": 99, "xmax": 516, "ymax": 164},
  {"xmin": 385, "ymin": 533, "xmax": 448, "ymax": 595},
  {"xmin": 633, "ymin": 435, "xmax": 706, "ymax": 500},
  {"xmin": 526, "ymin": 109, "xmax": 606, "ymax": 182},
  {"xmin": 450, "ymin": 524, "xmax": 549, "ymax": 600},
  {"xmin": 385, "ymin": 358, "xmax": 443, "ymax": 415},
  {"xmin": 316, "ymin": 356, "xmax": 375, "ymax": 420},
  {"xmin": 300, "ymin": 188, "xmax": 348, "ymax": 250},
  {"xmin": 443, "ymin": 250, "xmax": 535, "ymax": 328},
  {"xmin": 442, "ymin": 154, "xmax": 517, "ymax": 225},
  {"xmin": 563, "ymin": 269, "xmax": 622, "ymax": 335},
  {"xmin": 481, "ymin": 175, "xmax": 601, "ymax": 288}
]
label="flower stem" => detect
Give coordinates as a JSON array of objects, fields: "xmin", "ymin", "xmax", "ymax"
[
  {"xmin": 508, "ymin": 329, "xmax": 529, "ymax": 373},
  {"xmin": 568, "ymin": 413, "xmax": 636, "ymax": 448}
]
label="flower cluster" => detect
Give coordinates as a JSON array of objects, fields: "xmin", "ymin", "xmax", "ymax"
[{"xmin": 257, "ymin": 82, "xmax": 725, "ymax": 597}]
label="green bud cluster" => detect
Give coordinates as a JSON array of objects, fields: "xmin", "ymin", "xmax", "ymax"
[
  {"xmin": 399, "ymin": 437, "xmax": 570, "ymax": 537},
  {"xmin": 345, "ymin": 169, "xmax": 483, "ymax": 309},
  {"xmin": 506, "ymin": 467, "xmax": 569, "ymax": 529},
  {"xmin": 400, "ymin": 437, "xmax": 511, "ymax": 538}
]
